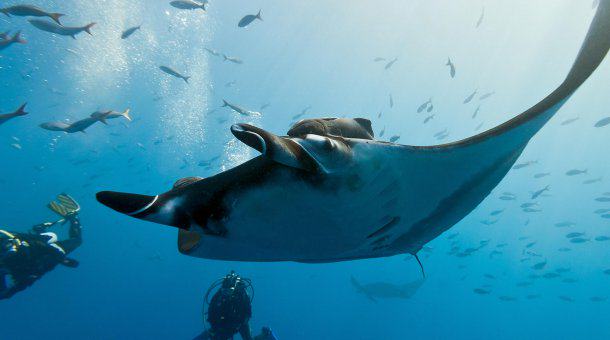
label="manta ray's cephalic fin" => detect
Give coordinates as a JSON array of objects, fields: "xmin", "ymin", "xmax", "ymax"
[{"xmin": 231, "ymin": 123, "xmax": 321, "ymax": 172}]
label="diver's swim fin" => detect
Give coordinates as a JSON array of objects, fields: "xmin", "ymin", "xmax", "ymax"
[
  {"xmin": 57, "ymin": 193, "xmax": 80, "ymax": 213},
  {"xmin": 48, "ymin": 201, "xmax": 68, "ymax": 217},
  {"xmin": 60, "ymin": 258, "xmax": 79, "ymax": 268},
  {"xmin": 47, "ymin": 193, "xmax": 80, "ymax": 217}
]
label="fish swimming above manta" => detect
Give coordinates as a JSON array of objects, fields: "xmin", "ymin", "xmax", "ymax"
[{"xmin": 97, "ymin": 2, "xmax": 610, "ymax": 265}]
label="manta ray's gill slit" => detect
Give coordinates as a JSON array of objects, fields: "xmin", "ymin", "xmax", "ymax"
[
  {"xmin": 367, "ymin": 216, "xmax": 401, "ymax": 239},
  {"xmin": 370, "ymin": 235, "xmax": 391, "ymax": 246}
]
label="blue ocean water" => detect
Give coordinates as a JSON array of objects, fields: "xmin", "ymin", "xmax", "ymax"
[{"xmin": 1, "ymin": 0, "xmax": 610, "ymax": 339}]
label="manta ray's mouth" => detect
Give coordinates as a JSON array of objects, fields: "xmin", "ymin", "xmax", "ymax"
[{"xmin": 230, "ymin": 123, "xmax": 321, "ymax": 172}]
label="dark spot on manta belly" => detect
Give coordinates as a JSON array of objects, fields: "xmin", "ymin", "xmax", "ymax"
[{"xmin": 346, "ymin": 173, "xmax": 363, "ymax": 191}]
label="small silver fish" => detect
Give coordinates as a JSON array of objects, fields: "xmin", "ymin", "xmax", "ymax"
[
  {"xmin": 121, "ymin": 25, "xmax": 141, "ymax": 39},
  {"xmin": 472, "ymin": 105, "xmax": 480, "ymax": 119},
  {"xmin": 417, "ymin": 98, "xmax": 432, "ymax": 113},
  {"xmin": 238, "ymin": 10, "xmax": 262, "ymax": 28},
  {"xmin": 531, "ymin": 185, "xmax": 549, "ymax": 200},
  {"xmin": 463, "ymin": 90, "xmax": 478, "ymax": 104},
  {"xmin": 566, "ymin": 232, "xmax": 584, "ymax": 238},
  {"xmin": 479, "ymin": 91, "xmax": 495, "ymax": 100},
  {"xmin": 565, "ymin": 169, "xmax": 587, "ymax": 176},
  {"xmin": 513, "ymin": 160, "xmax": 537, "ymax": 170},
  {"xmin": 159, "ymin": 65, "xmax": 190, "ymax": 83},
  {"xmin": 223, "ymin": 54, "xmax": 243, "ymax": 64},
  {"xmin": 205, "ymin": 47, "xmax": 221, "ymax": 57},
  {"xmin": 594, "ymin": 116, "xmax": 610, "ymax": 127},
  {"xmin": 554, "ymin": 221, "xmax": 575, "ymax": 228},
  {"xmin": 446, "ymin": 58, "xmax": 456, "ymax": 78},
  {"xmin": 384, "ymin": 57, "xmax": 398, "ymax": 70},
  {"xmin": 531, "ymin": 261, "xmax": 547, "ymax": 270},
  {"xmin": 475, "ymin": 7, "xmax": 485, "ymax": 28},
  {"xmin": 560, "ymin": 117, "xmax": 579, "ymax": 126}
]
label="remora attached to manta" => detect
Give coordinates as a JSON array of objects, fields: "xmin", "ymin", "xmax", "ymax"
[{"xmin": 97, "ymin": 3, "xmax": 610, "ymax": 264}]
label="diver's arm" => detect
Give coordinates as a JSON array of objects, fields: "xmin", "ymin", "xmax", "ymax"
[{"xmin": 56, "ymin": 214, "xmax": 82, "ymax": 255}]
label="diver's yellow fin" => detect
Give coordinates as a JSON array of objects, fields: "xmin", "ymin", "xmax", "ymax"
[
  {"xmin": 48, "ymin": 201, "xmax": 68, "ymax": 217},
  {"xmin": 57, "ymin": 193, "xmax": 80, "ymax": 213},
  {"xmin": 47, "ymin": 193, "xmax": 80, "ymax": 217}
]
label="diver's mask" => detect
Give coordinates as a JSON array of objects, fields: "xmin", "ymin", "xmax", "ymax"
[{"xmin": 0, "ymin": 230, "xmax": 21, "ymax": 260}]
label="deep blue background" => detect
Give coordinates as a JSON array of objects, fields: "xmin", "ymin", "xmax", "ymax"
[{"xmin": 1, "ymin": 0, "xmax": 609, "ymax": 339}]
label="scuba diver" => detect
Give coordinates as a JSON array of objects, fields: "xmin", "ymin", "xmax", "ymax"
[
  {"xmin": 0, "ymin": 193, "xmax": 82, "ymax": 300},
  {"xmin": 194, "ymin": 271, "xmax": 278, "ymax": 340}
]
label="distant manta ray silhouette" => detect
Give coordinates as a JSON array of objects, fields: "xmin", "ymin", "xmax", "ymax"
[{"xmin": 97, "ymin": 2, "xmax": 610, "ymax": 264}]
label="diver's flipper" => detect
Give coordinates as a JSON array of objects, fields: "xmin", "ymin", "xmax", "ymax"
[
  {"xmin": 48, "ymin": 201, "xmax": 69, "ymax": 217},
  {"xmin": 57, "ymin": 193, "xmax": 80, "ymax": 213},
  {"xmin": 60, "ymin": 258, "xmax": 79, "ymax": 268},
  {"xmin": 47, "ymin": 193, "xmax": 80, "ymax": 217}
]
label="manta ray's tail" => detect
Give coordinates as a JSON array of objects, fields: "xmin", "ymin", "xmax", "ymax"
[{"xmin": 452, "ymin": 1, "xmax": 610, "ymax": 151}]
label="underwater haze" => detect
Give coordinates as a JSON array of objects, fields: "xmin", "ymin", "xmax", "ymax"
[{"xmin": 1, "ymin": 0, "xmax": 610, "ymax": 339}]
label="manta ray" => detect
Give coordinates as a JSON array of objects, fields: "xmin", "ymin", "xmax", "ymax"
[
  {"xmin": 350, "ymin": 276, "xmax": 425, "ymax": 302},
  {"xmin": 97, "ymin": 3, "xmax": 610, "ymax": 264}
]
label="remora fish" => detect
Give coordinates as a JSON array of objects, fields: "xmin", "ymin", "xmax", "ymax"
[
  {"xmin": 40, "ymin": 116, "xmax": 107, "ymax": 133},
  {"xmin": 96, "ymin": 3, "xmax": 610, "ymax": 263},
  {"xmin": 91, "ymin": 109, "xmax": 131, "ymax": 123},
  {"xmin": 170, "ymin": 0, "xmax": 207, "ymax": 10},
  {"xmin": 29, "ymin": 19, "xmax": 95, "ymax": 39},
  {"xmin": 222, "ymin": 100, "xmax": 260, "ymax": 116},
  {"xmin": 0, "ymin": 5, "xmax": 64, "ymax": 25}
]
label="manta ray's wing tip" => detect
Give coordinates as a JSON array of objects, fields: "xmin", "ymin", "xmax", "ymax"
[{"xmin": 96, "ymin": 190, "xmax": 157, "ymax": 215}]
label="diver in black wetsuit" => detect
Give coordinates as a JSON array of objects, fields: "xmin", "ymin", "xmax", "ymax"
[
  {"xmin": 194, "ymin": 271, "xmax": 278, "ymax": 340},
  {"xmin": 0, "ymin": 194, "xmax": 82, "ymax": 300}
]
